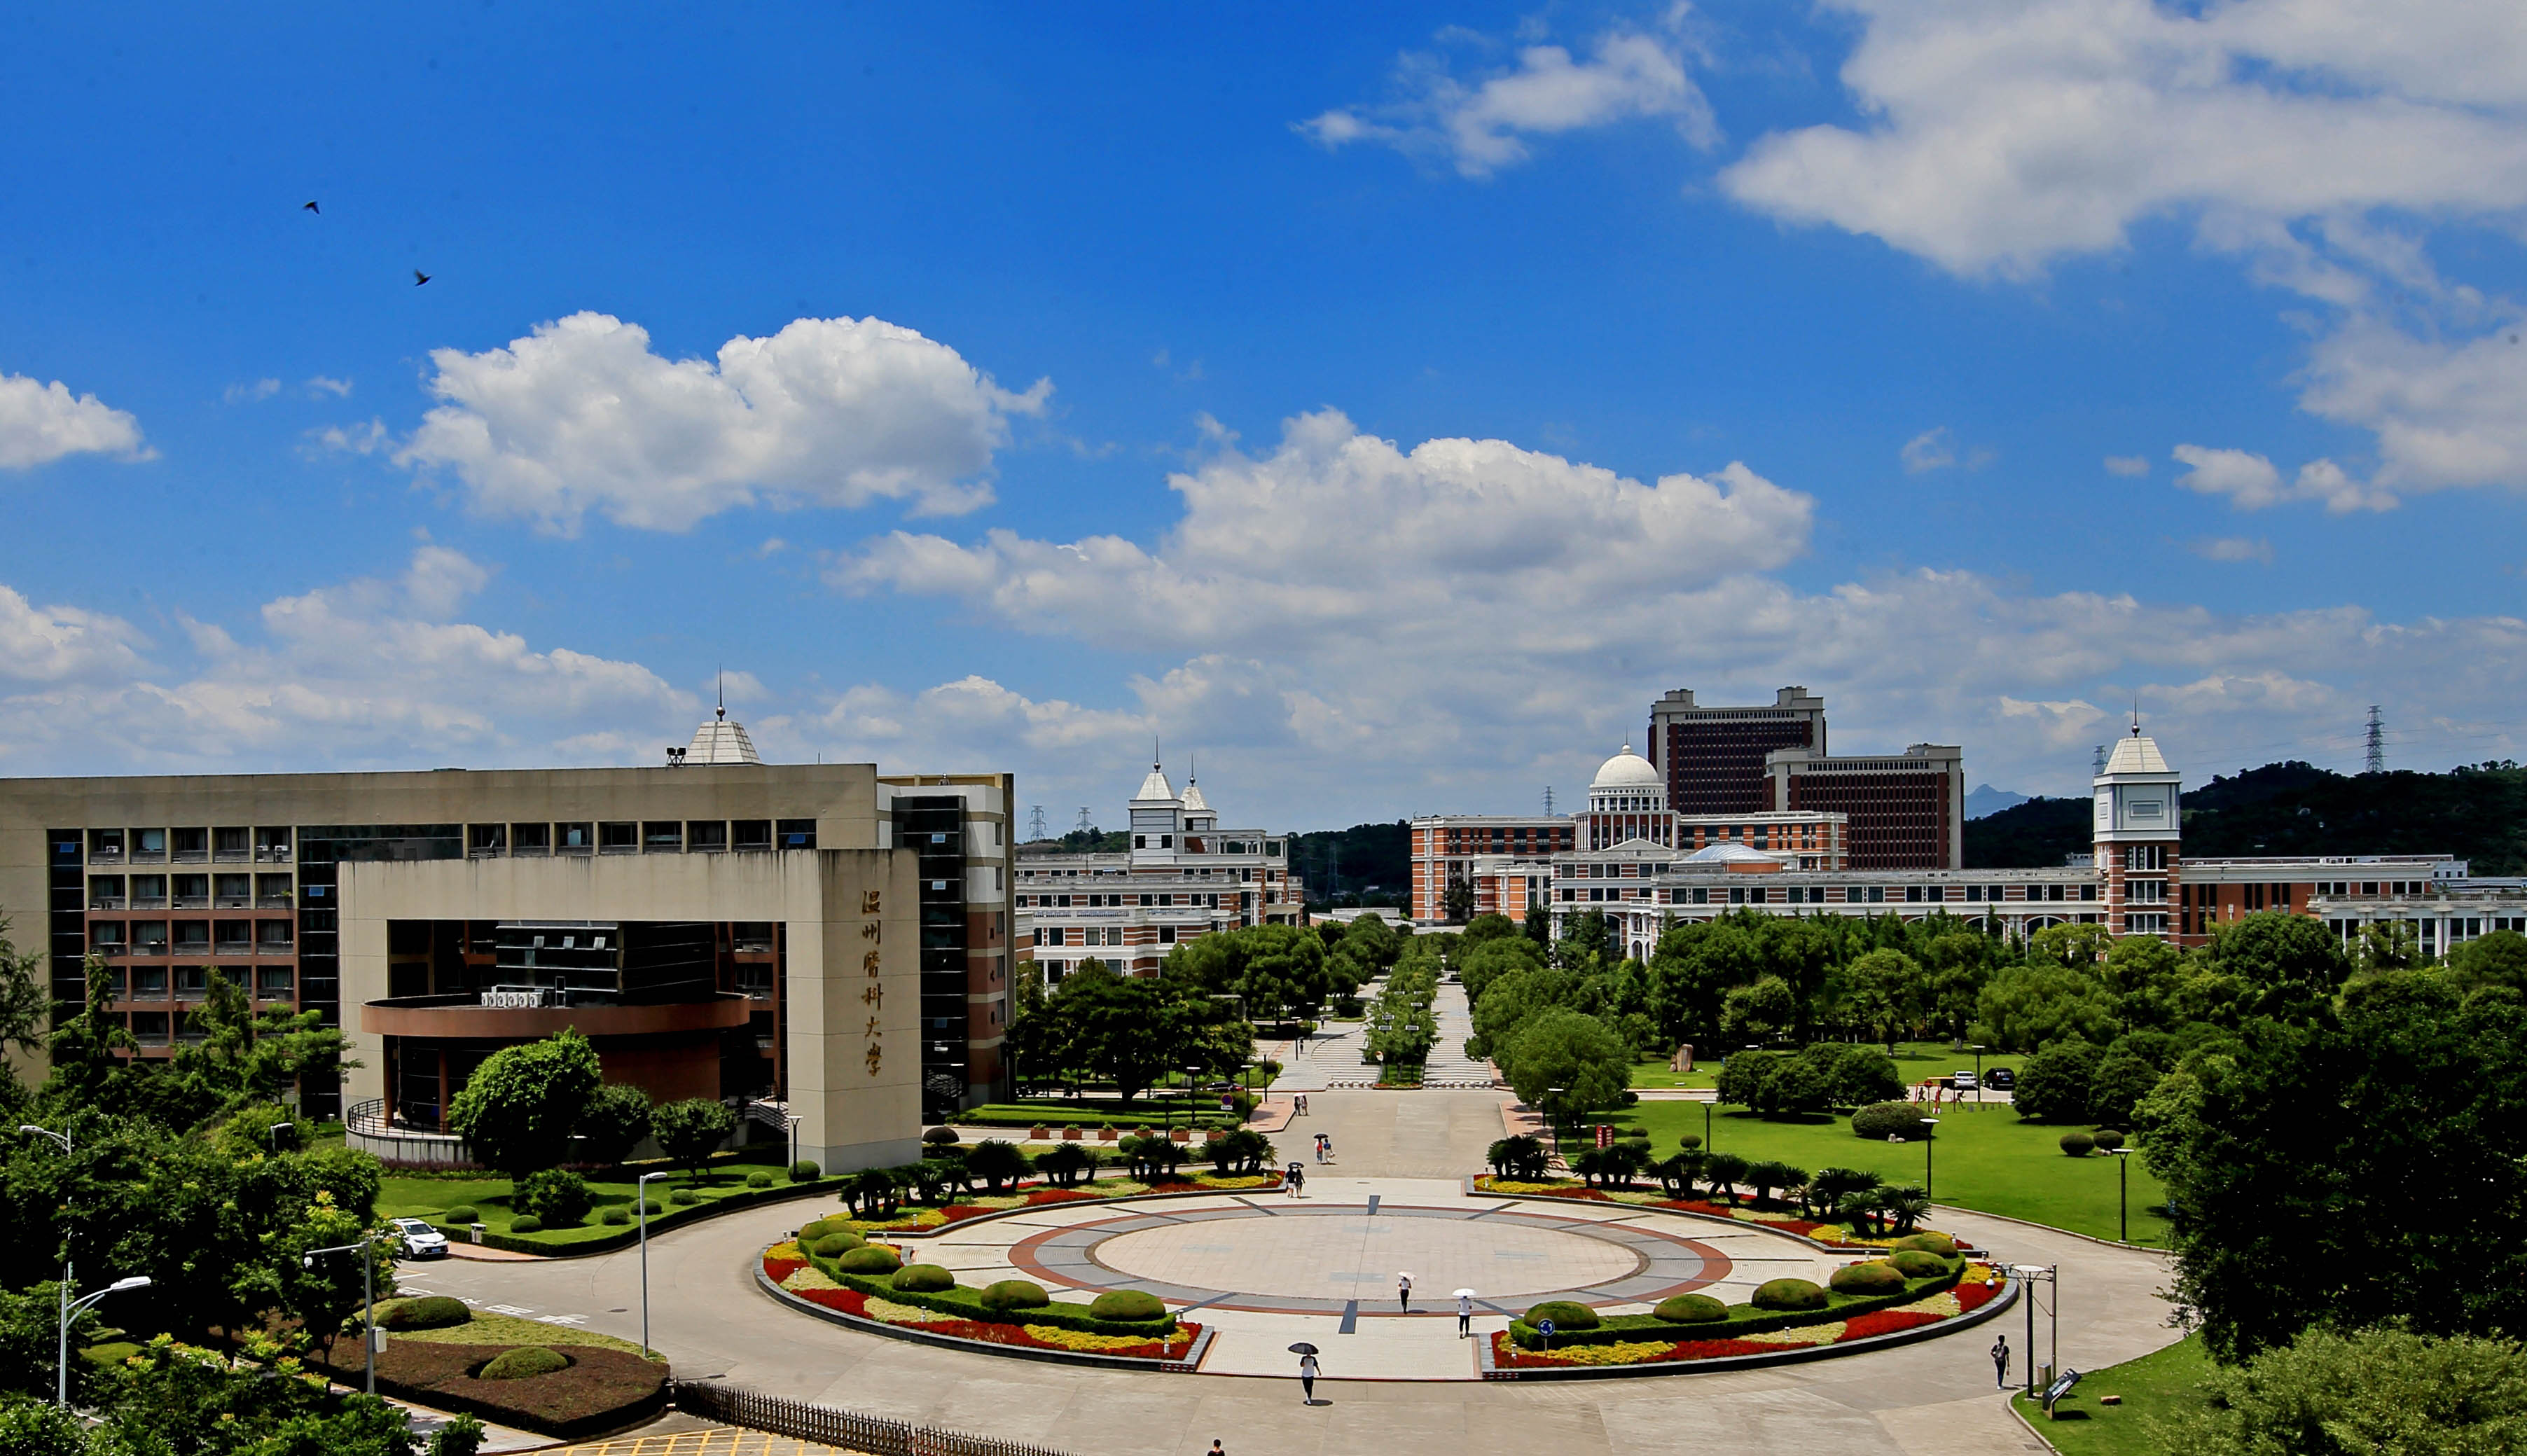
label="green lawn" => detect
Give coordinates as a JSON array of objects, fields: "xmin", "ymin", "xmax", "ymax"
[
  {"xmin": 2013, "ymin": 1334, "xmax": 2213, "ymax": 1456},
  {"xmin": 1614, "ymin": 1099, "xmax": 2169, "ymax": 1246},
  {"xmin": 378, "ymin": 1154, "xmax": 819, "ymax": 1249}
]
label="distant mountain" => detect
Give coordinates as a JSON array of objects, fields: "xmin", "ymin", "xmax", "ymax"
[
  {"xmin": 1965, "ymin": 784, "xmax": 2030, "ymax": 820},
  {"xmin": 1962, "ymin": 760, "xmax": 2527, "ymax": 872}
]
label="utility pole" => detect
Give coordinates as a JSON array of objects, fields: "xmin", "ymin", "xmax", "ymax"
[
  {"xmin": 1074, "ymin": 807, "xmax": 1093, "ymax": 837},
  {"xmin": 1027, "ymin": 805, "xmax": 1047, "ymax": 843},
  {"xmin": 2365, "ymin": 706, "xmax": 2386, "ymax": 775}
]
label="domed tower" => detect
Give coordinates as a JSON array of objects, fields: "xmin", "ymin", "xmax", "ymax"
[
  {"xmin": 2094, "ymin": 723, "xmax": 2180, "ymax": 937},
  {"xmin": 1587, "ymin": 744, "xmax": 1673, "ymax": 850}
]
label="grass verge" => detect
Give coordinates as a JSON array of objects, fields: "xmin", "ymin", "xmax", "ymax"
[{"xmin": 2012, "ymin": 1333, "xmax": 2212, "ymax": 1456}]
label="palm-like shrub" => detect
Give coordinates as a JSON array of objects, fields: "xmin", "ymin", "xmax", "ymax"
[
  {"xmin": 1037, "ymin": 1142, "xmax": 1097, "ymax": 1187},
  {"xmin": 1744, "ymin": 1160, "xmax": 1806, "ymax": 1208},
  {"xmin": 965, "ymin": 1139, "xmax": 1031, "ymax": 1193},
  {"xmin": 1806, "ymin": 1166, "xmax": 1881, "ymax": 1221},
  {"xmin": 1702, "ymin": 1151, "xmax": 1750, "ymax": 1205},
  {"xmin": 1486, "ymin": 1135, "xmax": 1549, "ymax": 1180}
]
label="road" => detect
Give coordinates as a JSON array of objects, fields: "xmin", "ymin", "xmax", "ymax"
[{"xmin": 404, "ymin": 1088, "xmax": 2180, "ymax": 1456}]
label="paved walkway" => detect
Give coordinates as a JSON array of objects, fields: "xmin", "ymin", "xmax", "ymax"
[
  {"xmin": 1418, "ymin": 982, "xmax": 1496, "ymax": 1088},
  {"xmin": 403, "ymin": 1089, "xmax": 2180, "ymax": 1456}
]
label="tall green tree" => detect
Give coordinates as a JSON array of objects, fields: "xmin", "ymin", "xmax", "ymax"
[
  {"xmin": 445, "ymin": 1031, "xmax": 602, "ymax": 1181},
  {"xmin": 1497, "ymin": 1008, "xmax": 1630, "ymax": 1114}
]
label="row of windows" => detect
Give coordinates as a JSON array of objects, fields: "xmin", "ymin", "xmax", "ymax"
[
  {"xmin": 1020, "ymin": 866, "xmax": 1258, "ymax": 882},
  {"xmin": 69, "ymin": 826, "xmax": 291, "ymax": 864},
  {"xmin": 1565, "ymin": 882, "xmax": 2100, "ymax": 906},
  {"xmin": 468, "ymin": 819, "xmax": 816, "ymax": 854},
  {"xmin": 88, "ymin": 964, "xmax": 296, "ymax": 999},
  {"xmin": 1034, "ymin": 924, "xmax": 1182, "ymax": 947},
  {"xmin": 88, "ymin": 920, "xmax": 293, "ymax": 953},
  {"xmin": 1018, "ymin": 891, "xmax": 1237, "ymax": 908},
  {"xmin": 87, "ymin": 873, "xmax": 291, "ymax": 908}
]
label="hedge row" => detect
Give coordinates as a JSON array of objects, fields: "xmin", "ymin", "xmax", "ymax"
[
  {"xmin": 805, "ymin": 1251, "xmax": 1180, "ymax": 1338},
  {"xmin": 436, "ymin": 1174, "xmax": 844, "ymax": 1256},
  {"xmin": 960, "ymin": 1107, "xmax": 1234, "ymax": 1130},
  {"xmin": 1503, "ymin": 1260, "xmax": 1967, "ymax": 1350}
]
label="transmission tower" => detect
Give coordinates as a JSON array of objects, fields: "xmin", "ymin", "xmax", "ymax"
[
  {"xmin": 1026, "ymin": 805, "xmax": 1047, "ymax": 843},
  {"xmin": 2365, "ymin": 706, "xmax": 2386, "ymax": 775},
  {"xmin": 2093, "ymin": 744, "xmax": 2107, "ymax": 775},
  {"xmin": 1542, "ymin": 785, "xmax": 1556, "ymax": 816}
]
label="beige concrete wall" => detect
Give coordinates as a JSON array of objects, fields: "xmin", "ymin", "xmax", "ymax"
[{"xmin": 338, "ymin": 847, "xmax": 922, "ymax": 1172}]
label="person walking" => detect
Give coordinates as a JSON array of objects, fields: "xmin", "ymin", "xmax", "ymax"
[
  {"xmin": 1287, "ymin": 1161, "xmax": 1306, "ymax": 1198},
  {"xmin": 1456, "ymin": 1290, "xmax": 1474, "ymax": 1338},
  {"xmin": 1209, "ymin": 1441, "xmax": 1225, "ymax": 1456},
  {"xmin": 1397, "ymin": 1271, "xmax": 1413, "ymax": 1312},
  {"xmin": 1298, "ymin": 1351, "xmax": 1319, "ymax": 1404},
  {"xmin": 1992, "ymin": 1333, "xmax": 2012, "ymax": 1389}
]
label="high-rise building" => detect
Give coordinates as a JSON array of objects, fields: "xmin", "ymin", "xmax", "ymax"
[
  {"xmin": 1763, "ymin": 743, "xmax": 1965, "ymax": 871},
  {"xmin": 1645, "ymin": 686, "xmax": 1827, "ymax": 815}
]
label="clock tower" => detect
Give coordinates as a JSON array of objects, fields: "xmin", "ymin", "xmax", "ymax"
[{"xmin": 2094, "ymin": 725, "xmax": 2180, "ymax": 938}]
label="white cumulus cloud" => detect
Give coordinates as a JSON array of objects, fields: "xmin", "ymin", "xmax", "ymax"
[
  {"xmin": 2172, "ymin": 444, "xmax": 2395, "ymax": 513},
  {"xmin": 397, "ymin": 311, "xmax": 1050, "ymax": 534},
  {"xmin": 1301, "ymin": 27, "xmax": 1715, "ymax": 176},
  {"xmin": 0, "ymin": 374, "xmax": 151, "ymax": 469}
]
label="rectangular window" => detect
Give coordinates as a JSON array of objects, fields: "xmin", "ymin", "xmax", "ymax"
[
  {"xmin": 132, "ymin": 828, "xmax": 167, "ymax": 861},
  {"xmin": 256, "ymin": 966, "xmax": 293, "ymax": 998},
  {"xmin": 643, "ymin": 821, "xmax": 684, "ymax": 852},
  {"xmin": 172, "ymin": 875, "xmax": 208, "ymax": 908},
  {"xmin": 511, "ymin": 822, "xmax": 551, "ymax": 855},
  {"xmin": 731, "ymin": 819, "xmax": 771, "ymax": 852},
  {"xmin": 214, "ymin": 826, "xmax": 249, "ymax": 861},
  {"xmin": 256, "ymin": 920, "xmax": 293, "ymax": 950},
  {"xmin": 688, "ymin": 821, "xmax": 729, "ymax": 853},
  {"xmin": 132, "ymin": 921, "xmax": 169, "ymax": 953},
  {"xmin": 90, "ymin": 828, "xmax": 125, "ymax": 862},
  {"xmin": 88, "ymin": 875, "xmax": 125, "ymax": 908},
  {"xmin": 257, "ymin": 873, "xmax": 292, "ymax": 906},
  {"xmin": 778, "ymin": 818, "xmax": 817, "ymax": 850},
  {"xmin": 468, "ymin": 824, "xmax": 508, "ymax": 857},
  {"xmin": 214, "ymin": 922, "xmax": 251, "ymax": 952},
  {"xmin": 1160, "ymin": 926, "xmax": 1177, "ymax": 943},
  {"xmin": 173, "ymin": 922, "xmax": 209, "ymax": 951},
  {"xmin": 1692, "ymin": 888, "xmax": 1709, "ymax": 904},
  {"xmin": 172, "ymin": 828, "xmax": 208, "ymax": 862},
  {"xmin": 174, "ymin": 965, "xmax": 209, "ymax": 999},
  {"xmin": 599, "ymin": 821, "xmax": 639, "ymax": 853}
]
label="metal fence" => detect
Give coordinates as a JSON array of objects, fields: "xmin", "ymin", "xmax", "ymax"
[{"xmin": 673, "ymin": 1381, "xmax": 1079, "ymax": 1456}]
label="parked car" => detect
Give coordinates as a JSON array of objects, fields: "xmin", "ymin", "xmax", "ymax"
[
  {"xmin": 1952, "ymin": 1071, "xmax": 1979, "ymax": 1091},
  {"xmin": 390, "ymin": 1216, "xmax": 450, "ymax": 1260},
  {"xmin": 1985, "ymin": 1067, "xmax": 2017, "ymax": 1091}
]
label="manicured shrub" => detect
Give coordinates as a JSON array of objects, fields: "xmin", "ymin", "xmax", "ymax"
[
  {"xmin": 838, "ymin": 1246, "xmax": 901, "ymax": 1275},
  {"xmin": 2059, "ymin": 1130, "xmax": 2096, "ymax": 1157},
  {"xmin": 1893, "ymin": 1232, "xmax": 1957, "ymax": 1256},
  {"xmin": 981, "ymin": 1280, "xmax": 1050, "ymax": 1312},
  {"xmin": 810, "ymin": 1232, "xmax": 864, "ymax": 1257},
  {"xmin": 443, "ymin": 1205, "xmax": 480, "ymax": 1224},
  {"xmin": 1829, "ymin": 1261, "xmax": 1908, "ymax": 1296},
  {"xmin": 1852, "ymin": 1102, "xmax": 1933, "ymax": 1141},
  {"xmin": 1087, "ymin": 1290, "xmax": 1168, "ymax": 1323},
  {"xmin": 478, "ymin": 1346, "xmax": 569, "ymax": 1381},
  {"xmin": 669, "ymin": 1188, "xmax": 698, "ymax": 1206},
  {"xmin": 922, "ymin": 1125, "xmax": 961, "ymax": 1147},
  {"xmin": 745, "ymin": 1170, "xmax": 773, "ymax": 1188},
  {"xmin": 508, "ymin": 1215, "xmax": 544, "ymax": 1233},
  {"xmin": 1522, "ymin": 1301, "xmax": 1601, "ymax": 1331},
  {"xmin": 1752, "ymin": 1278, "xmax": 1827, "ymax": 1311},
  {"xmin": 798, "ymin": 1217, "xmax": 838, "ymax": 1240},
  {"xmin": 791, "ymin": 1160, "xmax": 822, "ymax": 1182},
  {"xmin": 1652, "ymin": 1294, "xmax": 1726, "ymax": 1324},
  {"xmin": 890, "ymin": 1263, "xmax": 955, "ymax": 1293},
  {"xmin": 1890, "ymin": 1249, "xmax": 1949, "ymax": 1278},
  {"xmin": 600, "ymin": 1207, "xmax": 630, "ymax": 1226},
  {"xmin": 378, "ymin": 1296, "xmax": 471, "ymax": 1331},
  {"xmin": 2014, "ymin": 1039, "xmax": 2105, "ymax": 1123},
  {"xmin": 515, "ymin": 1168, "xmax": 593, "ymax": 1228},
  {"xmin": 1676, "ymin": 1132, "xmax": 1703, "ymax": 1151},
  {"xmin": 639, "ymin": 1199, "xmax": 663, "ymax": 1216},
  {"xmin": 2091, "ymin": 1128, "xmax": 2126, "ymax": 1151}
]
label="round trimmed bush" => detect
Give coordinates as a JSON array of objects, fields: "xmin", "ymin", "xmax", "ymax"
[
  {"xmin": 922, "ymin": 1126, "xmax": 961, "ymax": 1147},
  {"xmin": 600, "ymin": 1207, "xmax": 630, "ymax": 1226},
  {"xmin": 1829, "ymin": 1261, "xmax": 1907, "ymax": 1296},
  {"xmin": 838, "ymin": 1246, "xmax": 901, "ymax": 1275},
  {"xmin": 890, "ymin": 1263, "xmax": 955, "ymax": 1293},
  {"xmin": 2091, "ymin": 1128, "xmax": 2126, "ymax": 1151},
  {"xmin": 515, "ymin": 1168, "xmax": 593, "ymax": 1228},
  {"xmin": 507, "ymin": 1214, "xmax": 544, "ymax": 1233},
  {"xmin": 746, "ymin": 1170, "xmax": 773, "ymax": 1188},
  {"xmin": 1088, "ymin": 1290, "xmax": 1168, "ymax": 1324},
  {"xmin": 478, "ymin": 1346, "xmax": 568, "ymax": 1381},
  {"xmin": 1892, "ymin": 1232, "xmax": 1957, "ymax": 1256},
  {"xmin": 1752, "ymin": 1277, "xmax": 1828, "ymax": 1311},
  {"xmin": 669, "ymin": 1188, "xmax": 699, "ymax": 1206},
  {"xmin": 1890, "ymin": 1249, "xmax": 1949, "ymax": 1279},
  {"xmin": 798, "ymin": 1217, "xmax": 839, "ymax": 1240},
  {"xmin": 1652, "ymin": 1294, "xmax": 1726, "ymax": 1324},
  {"xmin": 1522, "ymin": 1300, "xmax": 1600, "ymax": 1331},
  {"xmin": 791, "ymin": 1160, "xmax": 822, "ymax": 1182},
  {"xmin": 639, "ymin": 1199, "xmax": 663, "ymax": 1216},
  {"xmin": 378, "ymin": 1296, "xmax": 470, "ymax": 1331},
  {"xmin": 443, "ymin": 1205, "xmax": 480, "ymax": 1224},
  {"xmin": 2059, "ymin": 1130, "xmax": 2096, "ymax": 1157},
  {"xmin": 1852, "ymin": 1102, "xmax": 1934, "ymax": 1142},
  {"xmin": 981, "ymin": 1280, "xmax": 1050, "ymax": 1312},
  {"xmin": 811, "ymin": 1232, "xmax": 864, "ymax": 1257},
  {"xmin": 1676, "ymin": 1133, "xmax": 1703, "ymax": 1151}
]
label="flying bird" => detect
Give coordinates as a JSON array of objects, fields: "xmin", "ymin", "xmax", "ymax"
[
  {"xmin": 303, "ymin": 201, "xmax": 319, "ymax": 214},
  {"xmin": 413, "ymin": 269, "xmax": 431, "ymax": 286}
]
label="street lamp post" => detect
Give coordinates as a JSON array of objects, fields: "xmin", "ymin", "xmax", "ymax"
[
  {"xmin": 58, "ymin": 1275, "xmax": 150, "ymax": 1406},
  {"xmin": 1919, "ymin": 1118, "xmax": 1941, "ymax": 1198},
  {"xmin": 1969, "ymin": 1045, "xmax": 1987, "ymax": 1105},
  {"xmin": 2012, "ymin": 1264, "xmax": 2058, "ymax": 1397},
  {"xmin": 787, "ymin": 1116, "xmax": 801, "ymax": 1176},
  {"xmin": 1702, "ymin": 1099, "xmax": 1712, "ymax": 1151},
  {"xmin": 302, "ymin": 1238, "xmax": 380, "ymax": 1394},
  {"xmin": 2109, "ymin": 1146, "xmax": 2133, "ymax": 1243},
  {"xmin": 637, "ymin": 1171, "xmax": 670, "ymax": 1357}
]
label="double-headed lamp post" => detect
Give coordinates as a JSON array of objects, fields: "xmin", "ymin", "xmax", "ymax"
[
  {"xmin": 2011, "ymin": 1263, "xmax": 2058, "ymax": 1397},
  {"xmin": 302, "ymin": 1237, "xmax": 380, "ymax": 1394},
  {"xmin": 2108, "ymin": 1146, "xmax": 2133, "ymax": 1243},
  {"xmin": 637, "ymin": 1171, "xmax": 671, "ymax": 1356},
  {"xmin": 60, "ymin": 1276, "xmax": 150, "ymax": 1406}
]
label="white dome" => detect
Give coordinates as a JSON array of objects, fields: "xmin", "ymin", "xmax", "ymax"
[
  {"xmin": 1591, "ymin": 744, "xmax": 1663, "ymax": 793},
  {"xmin": 1684, "ymin": 840, "xmax": 1775, "ymax": 864}
]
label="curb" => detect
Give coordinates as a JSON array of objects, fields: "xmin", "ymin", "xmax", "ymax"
[
  {"xmin": 1474, "ymin": 1273, "xmax": 2021, "ymax": 1380},
  {"xmin": 753, "ymin": 1261, "xmax": 1216, "ymax": 1373},
  {"xmin": 2006, "ymin": 1385, "xmax": 2068, "ymax": 1451}
]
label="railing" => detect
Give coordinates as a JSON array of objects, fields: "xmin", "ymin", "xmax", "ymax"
[
  {"xmin": 674, "ymin": 1382, "xmax": 1078, "ymax": 1456},
  {"xmin": 741, "ymin": 1097, "xmax": 789, "ymax": 1132}
]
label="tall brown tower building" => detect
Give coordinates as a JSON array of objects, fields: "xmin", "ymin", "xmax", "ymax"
[{"xmin": 1645, "ymin": 686, "xmax": 1827, "ymax": 815}]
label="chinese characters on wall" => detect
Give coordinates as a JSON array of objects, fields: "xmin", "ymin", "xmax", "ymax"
[{"xmin": 860, "ymin": 887, "xmax": 883, "ymax": 1076}]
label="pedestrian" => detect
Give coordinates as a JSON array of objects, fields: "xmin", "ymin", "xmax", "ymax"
[
  {"xmin": 1209, "ymin": 1441, "xmax": 1225, "ymax": 1456},
  {"xmin": 1298, "ymin": 1350, "xmax": 1319, "ymax": 1403},
  {"xmin": 1287, "ymin": 1161, "xmax": 1305, "ymax": 1198},
  {"xmin": 1456, "ymin": 1290, "xmax": 1474, "ymax": 1338},
  {"xmin": 1992, "ymin": 1333, "xmax": 2011, "ymax": 1389},
  {"xmin": 1397, "ymin": 1271, "xmax": 1413, "ymax": 1312}
]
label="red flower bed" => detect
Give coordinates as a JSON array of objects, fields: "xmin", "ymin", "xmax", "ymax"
[
  {"xmin": 780, "ymin": 1266, "xmax": 1198, "ymax": 1361},
  {"xmin": 1488, "ymin": 1331, "xmax": 1779, "ymax": 1368},
  {"xmin": 763, "ymin": 1256, "xmax": 807, "ymax": 1284},
  {"xmin": 1955, "ymin": 1280, "xmax": 2000, "ymax": 1312},
  {"xmin": 1838, "ymin": 1309, "xmax": 1944, "ymax": 1340}
]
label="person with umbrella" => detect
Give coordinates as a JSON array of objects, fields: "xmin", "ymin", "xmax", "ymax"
[
  {"xmin": 1454, "ymin": 1288, "xmax": 1476, "ymax": 1338},
  {"xmin": 1397, "ymin": 1270, "xmax": 1413, "ymax": 1312},
  {"xmin": 1291, "ymin": 1343, "xmax": 1320, "ymax": 1403}
]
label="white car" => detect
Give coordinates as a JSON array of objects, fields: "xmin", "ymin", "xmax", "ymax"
[
  {"xmin": 390, "ymin": 1217, "xmax": 451, "ymax": 1259},
  {"xmin": 1951, "ymin": 1071, "xmax": 1979, "ymax": 1090}
]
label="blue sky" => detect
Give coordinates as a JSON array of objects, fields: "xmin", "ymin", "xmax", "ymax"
[{"xmin": 4, "ymin": 2, "xmax": 2523, "ymax": 828}]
